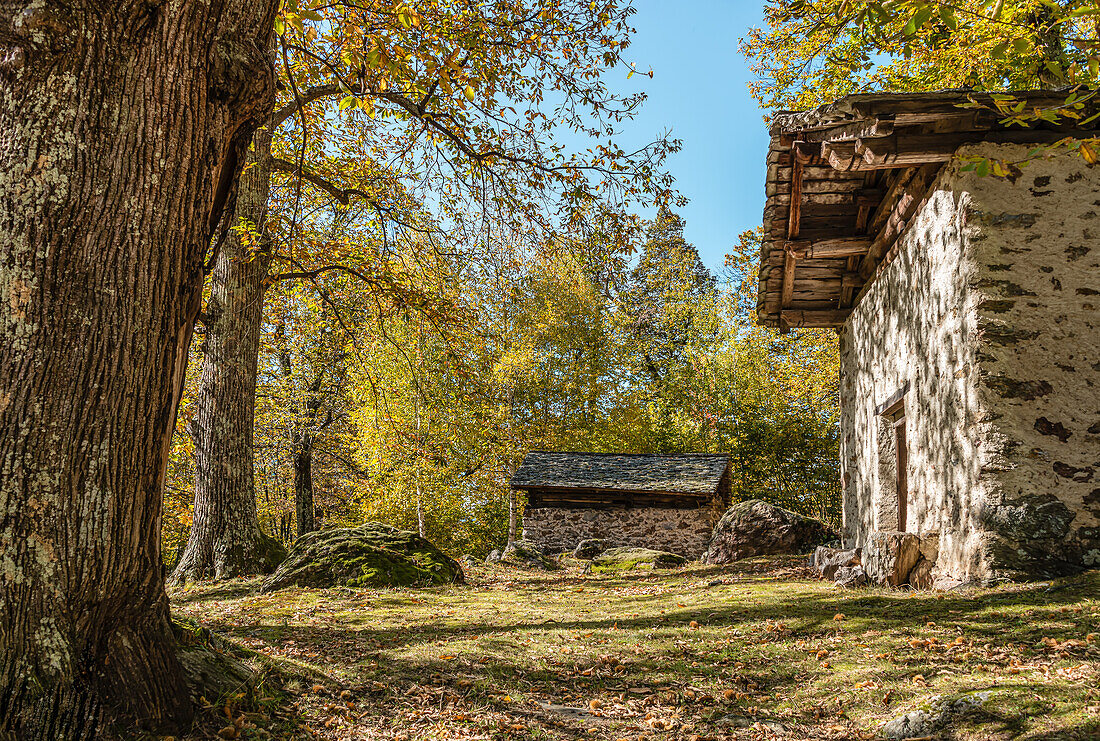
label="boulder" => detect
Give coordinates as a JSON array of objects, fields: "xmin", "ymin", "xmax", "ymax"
[
  {"xmin": 500, "ymin": 540, "xmax": 558, "ymax": 570},
  {"xmin": 882, "ymin": 692, "xmax": 993, "ymax": 739},
  {"xmin": 260, "ymin": 522, "xmax": 463, "ymax": 592},
  {"xmin": 809, "ymin": 546, "xmax": 861, "ymax": 579},
  {"xmin": 704, "ymin": 500, "xmax": 835, "ymax": 564},
  {"xmin": 908, "ymin": 558, "xmax": 935, "ymax": 590},
  {"xmin": 461, "ymin": 554, "xmax": 480, "ymax": 569},
  {"xmin": 589, "ymin": 547, "xmax": 686, "ymax": 574},
  {"xmin": 864, "ymin": 531, "xmax": 921, "ymax": 587},
  {"xmin": 573, "ymin": 539, "xmax": 609, "ymax": 560},
  {"xmin": 834, "ymin": 565, "xmax": 868, "ymax": 588},
  {"xmin": 485, "ymin": 549, "xmax": 502, "ymax": 564}
]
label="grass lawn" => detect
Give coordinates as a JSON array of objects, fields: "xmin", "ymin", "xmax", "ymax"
[{"xmin": 169, "ymin": 557, "xmax": 1100, "ymax": 740}]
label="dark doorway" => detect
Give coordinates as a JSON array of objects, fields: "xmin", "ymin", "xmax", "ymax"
[{"xmin": 894, "ymin": 415, "xmax": 908, "ymax": 532}]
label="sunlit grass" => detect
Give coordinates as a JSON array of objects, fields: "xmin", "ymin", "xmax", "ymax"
[{"xmin": 170, "ymin": 557, "xmax": 1100, "ymax": 740}]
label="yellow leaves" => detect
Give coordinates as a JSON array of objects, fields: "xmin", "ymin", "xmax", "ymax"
[{"xmin": 833, "ymin": 613, "xmax": 845, "ymax": 621}]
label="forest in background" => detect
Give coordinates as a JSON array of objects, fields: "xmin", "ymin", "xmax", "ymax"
[
  {"xmin": 149, "ymin": 1, "xmax": 848, "ymax": 567},
  {"xmin": 162, "ymin": 210, "xmax": 841, "ymax": 562}
]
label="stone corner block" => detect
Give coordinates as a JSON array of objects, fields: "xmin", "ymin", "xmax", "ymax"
[{"xmin": 864, "ymin": 531, "xmax": 921, "ymax": 588}]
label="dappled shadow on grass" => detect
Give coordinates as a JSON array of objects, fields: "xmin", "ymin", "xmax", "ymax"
[
  {"xmin": 172, "ymin": 561, "xmax": 1100, "ymax": 740},
  {"xmin": 170, "ymin": 576, "xmax": 264, "ymax": 605},
  {"xmin": 196, "ymin": 569, "xmax": 1099, "ymax": 654}
]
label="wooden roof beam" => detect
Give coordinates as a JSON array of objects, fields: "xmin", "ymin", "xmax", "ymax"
[
  {"xmin": 781, "ymin": 309, "xmax": 850, "ymax": 328},
  {"xmin": 785, "ymin": 237, "xmax": 871, "ymax": 259},
  {"xmin": 800, "ymin": 117, "xmax": 895, "ymax": 143},
  {"xmin": 859, "ymin": 163, "xmax": 943, "ymax": 279}
]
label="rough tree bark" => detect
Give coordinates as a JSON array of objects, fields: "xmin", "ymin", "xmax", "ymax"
[
  {"xmin": 0, "ymin": 1, "xmax": 279, "ymax": 737},
  {"xmin": 171, "ymin": 116, "xmax": 286, "ymax": 583},
  {"xmin": 292, "ymin": 436, "xmax": 316, "ymax": 537}
]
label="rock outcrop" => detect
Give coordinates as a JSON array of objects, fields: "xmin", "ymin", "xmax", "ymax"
[
  {"xmin": 834, "ymin": 565, "xmax": 869, "ymax": 588},
  {"xmin": 261, "ymin": 523, "xmax": 463, "ymax": 591},
  {"xmin": 573, "ymin": 539, "xmax": 608, "ymax": 560},
  {"xmin": 494, "ymin": 540, "xmax": 558, "ymax": 570},
  {"xmin": 704, "ymin": 500, "xmax": 834, "ymax": 564},
  {"xmin": 589, "ymin": 547, "xmax": 686, "ymax": 573},
  {"xmin": 882, "ymin": 692, "xmax": 993, "ymax": 739},
  {"xmin": 809, "ymin": 546, "xmax": 861, "ymax": 579}
]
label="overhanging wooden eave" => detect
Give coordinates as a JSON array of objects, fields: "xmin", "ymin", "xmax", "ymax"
[{"xmin": 756, "ymin": 89, "xmax": 1100, "ymax": 331}]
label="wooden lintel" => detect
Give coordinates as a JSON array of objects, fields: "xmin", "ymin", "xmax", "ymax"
[
  {"xmin": 780, "ymin": 309, "xmax": 850, "ymax": 328},
  {"xmin": 785, "ymin": 237, "xmax": 871, "ymax": 259}
]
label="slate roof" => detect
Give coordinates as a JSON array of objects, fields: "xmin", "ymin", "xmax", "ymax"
[{"xmin": 510, "ymin": 452, "xmax": 730, "ymax": 495}]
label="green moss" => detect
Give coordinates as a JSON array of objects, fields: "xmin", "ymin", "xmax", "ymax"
[
  {"xmin": 588, "ymin": 546, "xmax": 686, "ymax": 573},
  {"xmin": 261, "ymin": 523, "xmax": 463, "ymax": 592},
  {"xmin": 257, "ymin": 531, "xmax": 289, "ymax": 572}
]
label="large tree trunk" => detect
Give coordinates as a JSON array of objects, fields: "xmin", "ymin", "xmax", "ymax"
[
  {"xmin": 171, "ymin": 120, "xmax": 287, "ymax": 583},
  {"xmin": 293, "ymin": 437, "xmax": 316, "ymax": 537},
  {"xmin": 0, "ymin": 1, "xmax": 279, "ymax": 737}
]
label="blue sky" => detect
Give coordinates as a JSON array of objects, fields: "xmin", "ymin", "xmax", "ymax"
[{"xmin": 622, "ymin": 1, "xmax": 770, "ymax": 270}]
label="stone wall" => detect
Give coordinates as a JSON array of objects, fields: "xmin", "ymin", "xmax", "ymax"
[
  {"xmin": 839, "ymin": 143, "xmax": 1100, "ymax": 584},
  {"xmin": 521, "ymin": 502, "xmax": 722, "ymax": 558}
]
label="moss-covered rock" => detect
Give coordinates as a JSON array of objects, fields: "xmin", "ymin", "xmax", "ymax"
[
  {"xmin": 573, "ymin": 539, "xmax": 608, "ymax": 560},
  {"xmin": 499, "ymin": 540, "xmax": 558, "ymax": 570},
  {"xmin": 260, "ymin": 523, "xmax": 464, "ymax": 592},
  {"xmin": 588, "ymin": 547, "xmax": 686, "ymax": 574},
  {"xmin": 881, "ymin": 691, "xmax": 995, "ymax": 739}
]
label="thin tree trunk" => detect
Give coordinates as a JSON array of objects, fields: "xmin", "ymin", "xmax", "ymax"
[
  {"xmin": 0, "ymin": 2, "xmax": 279, "ymax": 736},
  {"xmin": 507, "ymin": 491, "xmax": 518, "ymax": 545},
  {"xmin": 278, "ymin": 343, "xmax": 325, "ymax": 539},
  {"xmin": 293, "ymin": 438, "xmax": 316, "ymax": 537},
  {"xmin": 171, "ymin": 120, "xmax": 286, "ymax": 583}
]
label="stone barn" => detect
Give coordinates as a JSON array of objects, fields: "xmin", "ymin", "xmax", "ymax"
[
  {"xmin": 512, "ymin": 452, "xmax": 731, "ymax": 558},
  {"xmin": 758, "ymin": 90, "xmax": 1100, "ymax": 587}
]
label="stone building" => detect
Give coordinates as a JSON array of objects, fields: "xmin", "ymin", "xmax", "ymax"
[
  {"xmin": 512, "ymin": 452, "xmax": 731, "ymax": 557},
  {"xmin": 757, "ymin": 91, "xmax": 1100, "ymax": 587}
]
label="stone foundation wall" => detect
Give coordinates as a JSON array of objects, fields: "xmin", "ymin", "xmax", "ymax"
[
  {"xmin": 521, "ymin": 504, "xmax": 721, "ymax": 558},
  {"xmin": 840, "ymin": 144, "xmax": 1100, "ymax": 584}
]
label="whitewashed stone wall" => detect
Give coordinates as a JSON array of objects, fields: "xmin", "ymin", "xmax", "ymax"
[
  {"xmin": 840, "ymin": 143, "xmax": 1100, "ymax": 584},
  {"xmin": 522, "ymin": 502, "xmax": 722, "ymax": 558}
]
